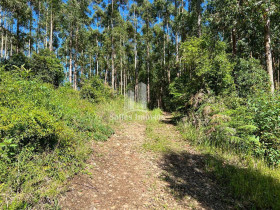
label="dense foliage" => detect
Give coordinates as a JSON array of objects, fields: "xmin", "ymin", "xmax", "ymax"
[
  {"xmin": 1, "ymin": 49, "xmax": 64, "ymax": 86},
  {"xmin": 0, "ymin": 67, "xmax": 114, "ymax": 208},
  {"xmin": 80, "ymin": 76, "xmax": 114, "ymax": 103},
  {"xmin": 169, "ymin": 37, "xmax": 280, "ymax": 166}
]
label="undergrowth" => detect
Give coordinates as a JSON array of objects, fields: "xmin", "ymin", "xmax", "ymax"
[
  {"xmin": 0, "ymin": 68, "xmax": 114, "ymax": 208},
  {"xmin": 179, "ymin": 121, "xmax": 280, "ymax": 209}
]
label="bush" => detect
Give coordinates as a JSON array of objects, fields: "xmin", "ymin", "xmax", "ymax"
[
  {"xmin": 0, "ymin": 53, "xmax": 32, "ymax": 71},
  {"xmin": 234, "ymin": 58, "xmax": 270, "ymax": 97},
  {"xmin": 80, "ymin": 76, "xmax": 114, "ymax": 103},
  {"xmin": 0, "ymin": 50, "xmax": 64, "ymax": 87},
  {"xmin": 31, "ymin": 49, "xmax": 64, "ymax": 86}
]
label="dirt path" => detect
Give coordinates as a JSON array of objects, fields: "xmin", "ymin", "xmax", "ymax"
[{"xmin": 59, "ymin": 115, "xmax": 237, "ymax": 209}]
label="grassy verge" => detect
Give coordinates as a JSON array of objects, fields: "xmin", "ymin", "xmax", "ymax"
[
  {"xmin": 179, "ymin": 121, "xmax": 280, "ymax": 209},
  {"xmin": 142, "ymin": 110, "xmax": 280, "ymax": 209}
]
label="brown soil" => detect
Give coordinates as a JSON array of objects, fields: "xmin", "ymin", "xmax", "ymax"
[{"xmin": 59, "ymin": 115, "xmax": 239, "ymax": 210}]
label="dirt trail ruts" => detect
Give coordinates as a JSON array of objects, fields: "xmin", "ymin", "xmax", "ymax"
[{"xmin": 59, "ymin": 115, "xmax": 238, "ymax": 209}]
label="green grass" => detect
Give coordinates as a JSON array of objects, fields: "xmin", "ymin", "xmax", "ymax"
[
  {"xmin": 143, "ymin": 112, "xmax": 181, "ymax": 154},
  {"xmin": 178, "ymin": 121, "xmax": 280, "ymax": 209}
]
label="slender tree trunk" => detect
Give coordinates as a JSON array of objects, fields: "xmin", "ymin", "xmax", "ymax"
[
  {"xmin": 167, "ymin": 22, "xmax": 170, "ymax": 84},
  {"xmin": 4, "ymin": 22, "xmax": 7, "ymax": 58},
  {"xmin": 111, "ymin": 0, "xmax": 115, "ymax": 89},
  {"xmin": 36, "ymin": 1, "xmax": 40, "ymax": 53},
  {"xmin": 74, "ymin": 27, "xmax": 78, "ymax": 90},
  {"xmin": 111, "ymin": 41, "xmax": 115, "ymax": 89},
  {"xmin": 74, "ymin": 63, "xmax": 77, "ymax": 90},
  {"xmin": 147, "ymin": 43, "xmax": 150, "ymax": 103},
  {"xmin": 45, "ymin": 7, "xmax": 48, "ymax": 49},
  {"xmin": 232, "ymin": 27, "xmax": 237, "ymax": 56},
  {"xmin": 96, "ymin": 36, "xmax": 99, "ymax": 76},
  {"xmin": 124, "ymin": 67, "xmax": 127, "ymax": 96},
  {"xmin": 176, "ymin": 32, "xmax": 179, "ymax": 62},
  {"xmin": 278, "ymin": 59, "xmax": 280, "ymax": 89},
  {"xmin": 29, "ymin": 19, "xmax": 32, "ymax": 57},
  {"xmin": 1, "ymin": 12, "xmax": 4, "ymax": 58},
  {"xmin": 69, "ymin": 27, "xmax": 73, "ymax": 85},
  {"xmin": 10, "ymin": 41, "xmax": 12, "ymax": 56},
  {"xmin": 134, "ymin": 4, "xmax": 138, "ymax": 101},
  {"xmin": 65, "ymin": 44, "xmax": 68, "ymax": 79},
  {"xmin": 16, "ymin": 17, "xmax": 20, "ymax": 53},
  {"xmin": 49, "ymin": 6, "xmax": 53, "ymax": 52},
  {"xmin": 197, "ymin": 0, "xmax": 202, "ymax": 37},
  {"xmin": 105, "ymin": 55, "xmax": 108, "ymax": 84},
  {"xmin": 105, "ymin": 68, "xmax": 108, "ymax": 84},
  {"xmin": 124, "ymin": 68, "xmax": 126, "ymax": 96},
  {"xmin": 96, "ymin": 55, "xmax": 99, "ymax": 76},
  {"xmin": 89, "ymin": 55, "xmax": 92, "ymax": 77},
  {"xmin": 81, "ymin": 50, "xmax": 84, "ymax": 77},
  {"xmin": 264, "ymin": 12, "xmax": 274, "ymax": 94}
]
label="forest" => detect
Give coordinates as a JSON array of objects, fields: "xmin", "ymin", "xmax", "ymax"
[{"xmin": 1, "ymin": 0, "xmax": 280, "ymax": 209}]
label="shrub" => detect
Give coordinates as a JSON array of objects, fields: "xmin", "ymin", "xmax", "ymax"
[
  {"xmin": 234, "ymin": 58, "xmax": 270, "ymax": 97},
  {"xmin": 0, "ymin": 53, "xmax": 32, "ymax": 71},
  {"xmin": 80, "ymin": 76, "xmax": 114, "ymax": 103},
  {"xmin": 31, "ymin": 49, "xmax": 64, "ymax": 86},
  {"xmin": 0, "ymin": 50, "xmax": 64, "ymax": 87}
]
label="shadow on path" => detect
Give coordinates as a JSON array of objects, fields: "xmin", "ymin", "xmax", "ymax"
[
  {"xmin": 160, "ymin": 149, "xmax": 280, "ymax": 209},
  {"xmin": 160, "ymin": 151, "xmax": 238, "ymax": 209}
]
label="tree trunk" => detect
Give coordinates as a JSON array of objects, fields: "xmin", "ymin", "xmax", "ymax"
[
  {"xmin": 74, "ymin": 27, "xmax": 78, "ymax": 90},
  {"xmin": 81, "ymin": 50, "xmax": 84, "ymax": 77},
  {"xmin": 111, "ymin": 0, "xmax": 115, "ymax": 89},
  {"xmin": 89, "ymin": 55, "xmax": 92, "ymax": 77},
  {"xmin": 49, "ymin": 6, "xmax": 53, "ymax": 52},
  {"xmin": 167, "ymin": 22, "xmax": 170, "ymax": 84},
  {"xmin": 44, "ymin": 7, "xmax": 48, "ymax": 49},
  {"xmin": 1, "ymin": 13, "xmax": 4, "ymax": 58},
  {"xmin": 176, "ymin": 32, "xmax": 179, "ymax": 61},
  {"xmin": 105, "ymin": 55, "xmax": 108, "ymax": 84},
  {"xmin": 96, "ymin": 36, "xmax": 99, "ymax": 76},
  {"xmin": 147, "ymin": 43, "xmax": 150, "ymax": 103},
  {"xmin": 10, "ymin": 41, "xmax": 12, "ymax": 56},
  {"xmin": 134, "ymin": 4, "xmax": 138, "ymax": 101},
  {"xmin": 29, "ymin": 18, "xmax": 32, "ymax": 57},
  {"xmin": 69, "ymin": 27, "xmax": 73, "ymax": 85},
  {"xmin": 16, "ymin": 17, "xmax": 20, "ymax": 53},
  {"xmin": 74, "ymin": 63, "xmax": 77, "ymax": 90},
  {"xmin": 232, "ymin": 27, "xmax": 237, "ymax": 56},
  {"xmin": 4, "ymin": 22, "xmax": 7, "ymax": 58},
  {"xmin": 0, "ymin": 7, "xmax": 2, "ymax": 58},
  {"xmin": 36, "ymin": 1, "xmax": 41, "ymax": 53},
  {"xmin": 65, "ymin": 45, "xmax": 68, "ymax": 79},
  {"xmin": 120, "ymin": 40, "xmax": 123, "ymax": 94},
  {"xmin": 197, "ymin": 0, "xmax": 202, "ymax": 37},
  {"xmin": 111, "ymin": 42, "xmax": 115, "ymax": 89},
  {"xmin": 264, "ymin": 13, "xmax": 274, "ymax": 94}
]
